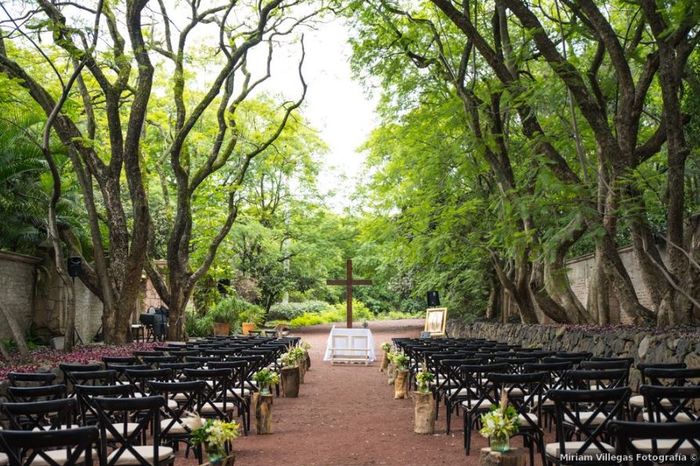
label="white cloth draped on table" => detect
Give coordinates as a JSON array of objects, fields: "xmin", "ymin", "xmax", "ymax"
[{"xmin": 323, "ymin": 326, "xmax": 376, "ymax": 362}]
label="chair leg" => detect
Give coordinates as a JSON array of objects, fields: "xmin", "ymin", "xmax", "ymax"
[
  {"xmin": 445, "ymin": 400, "xmax": 452, "ymax": 435},
  {"xmin": 465, "ymin": 413, "xmax": 472, "ymax": 455}
]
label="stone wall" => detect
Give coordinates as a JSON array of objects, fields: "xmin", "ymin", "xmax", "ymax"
[
  {"xmin": 0, "ymin": 250, "xmax": 104, "ymax": 344},
  {"xmin": 447, "ymin": 320, "xmax": 700, "ymax": 389},
  {"xmin": 0, "ymin": 251, "xmax": 40, "ymax": 341}
]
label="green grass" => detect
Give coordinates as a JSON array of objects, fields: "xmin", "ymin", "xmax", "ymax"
[{"xmin": 278, "ymin": 304, "xmax": 420, "ymax": 328}]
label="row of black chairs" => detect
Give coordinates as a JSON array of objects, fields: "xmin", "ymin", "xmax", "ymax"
[
  {"xmin": 392, "ymin": 337, "xmax": 700, "ymax": 466},
  {"xmin": 0, "ymin": 335, "xmax": 301, "ymax": 466}
]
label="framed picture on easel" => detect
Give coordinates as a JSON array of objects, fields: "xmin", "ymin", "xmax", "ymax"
[{"xmin": 424, "ymin": 307, "xmax": 447, "ymax": 336}]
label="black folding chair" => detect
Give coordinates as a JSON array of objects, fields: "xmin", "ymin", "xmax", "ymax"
[
  {"xmin": 93, "ymin": 395, "xmax": 175, "ymax": 466},
  {"xmin": 487, "ymin": 372, "xmax": 547, "ymax": 466},
  {"xmin": 149, "ymin": 380, "xmax": 206, "ymax": 460},
  {"xmin": 0, "ymin": 426, "xmax": 99, "ymax": 466},
  {"xmin": 608, "ymin": 420, "xmax": 700, "ymax": 465},
  {"xmin": 545, "ymin": 387, "xmax": 630, "ymax": 466},
  {"xmin": 641, "ymin": 384, "xmax": 700, "ymax": 423}
]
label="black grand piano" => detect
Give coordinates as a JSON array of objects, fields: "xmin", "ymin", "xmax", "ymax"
[{"xmin": 139, "ymin": 305, "xmax": 169, "ymax": 341}]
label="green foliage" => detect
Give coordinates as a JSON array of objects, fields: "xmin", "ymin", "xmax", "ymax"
[
  {"xmin": 185, "ymin": 311, "xmax": 214, "ymax": 338},
  {"xmin": 267, "ymin": 301, "xmax": 330, "ymax": 320}
]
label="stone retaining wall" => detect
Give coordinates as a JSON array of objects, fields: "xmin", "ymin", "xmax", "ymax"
[{"xmin": 446, "ymin": 320, "xmax": 700, "ymax": 390}]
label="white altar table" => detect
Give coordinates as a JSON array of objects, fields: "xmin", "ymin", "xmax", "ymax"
[{"xmin": 323, "ymin": 326, "xmax": 376, "ymax": 364}]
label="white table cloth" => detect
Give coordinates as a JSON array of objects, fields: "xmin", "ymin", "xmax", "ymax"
[{"xmin": 323, "ymin": 326, "xmax": 376, "ymax": 362}]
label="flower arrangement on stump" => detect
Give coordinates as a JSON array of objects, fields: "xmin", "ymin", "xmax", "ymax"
[
  {"xmin": 389, "ymin": 351, "xmax": 410, "ymax": 399},
  {"xmin": 280, "ymin": 347, "xmax": 305, "ymax": 397},
  {"xmin": 380, "ymin": 342, "xmax": 392, "ymax": 372},
  {"xmin": 252, "ymin": 368, "xmax": 279, "ymax": 396},
  {"xmin": 300, "ymin": 340, "xmax": 312, "ymax": 372},
  {"xmin": 479, "ymin": 392, "xmax": 519, "ymax": 452},
  {"xmin": 191, "ymin": 419, "xmax": 240, "ymax": 465},
  {"xmin": 413, "ymin": 362, "xmax": 436, "ymax": 434}
]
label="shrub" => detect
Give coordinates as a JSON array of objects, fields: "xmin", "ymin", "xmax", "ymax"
[
  {"xmin": 185, "ymin": 311, "xmax": 214, "ymax": 337},
  {"xmin": 267, "ymin": 301, "xmax": 330, "ymax": 320}
]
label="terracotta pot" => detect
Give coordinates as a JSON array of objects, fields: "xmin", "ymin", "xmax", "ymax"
[
  {"xmin": 281, "ymin": 366, "xmax": 300, "ymax": 398},
  {"xmin": 394, "ymin": 370, "xmax": 409, "ymax": 399},
  {"xmin": 412, "ymin": 391, "xmax": 436, "ymax": 434},
  {"xmin": 213, "ymin": 322, "xmax": 230, "ymax": 336},
  {"xmin": 241, "ymin": 322, "xmax": 255, "ymax": 335}
]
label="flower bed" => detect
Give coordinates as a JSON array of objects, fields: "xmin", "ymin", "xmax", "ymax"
[{"xmin": 0, "ymin": 342, "xmax": 158, "ymax": 381}]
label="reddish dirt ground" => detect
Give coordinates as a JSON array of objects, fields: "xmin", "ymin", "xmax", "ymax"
[{"xmin": 225, "ymin": 319, "xmax": 490, "ymax": 466}]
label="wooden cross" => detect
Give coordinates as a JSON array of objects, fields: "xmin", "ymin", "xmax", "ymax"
[{"xmin": 326, "ymin": 259, "xmax": 372, "ymax": 328}]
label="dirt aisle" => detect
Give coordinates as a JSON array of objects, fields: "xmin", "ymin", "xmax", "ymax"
[{"xmin": 232, "ymin": 319, "xmax": 485, "ymax": 466}]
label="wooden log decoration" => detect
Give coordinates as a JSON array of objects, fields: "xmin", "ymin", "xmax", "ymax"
[
  {"xmin": 253, "ymin": 392, "xmax": 274, "ymax": 435},
  {"xmin": 387, "ymin": 363, "xmax": 396, "ymax": 385},
  {"xmin": 479, "ymin": 448, "xmax": 527, "ymax": 466},
  {"xmin": 281, "ymin": 366, "xmax": 300, "ymax": 398},
  {"xmin": 305, "ymin": 350, "xmax": 311, "ymax": 370},
  {"xmin": 298, "ymin": 356, "xmax": 307, "ymax": 384},
  {"xmin": 412, "ymin": 391, "xmax": 436, "ymax": 434},
  {"xmin": 394, "ymin": 370, "xmax": 409, "ymax": 399},
  {"xmin": 380, "ymin": 351, "xmax": 389, "ymax": 372}
]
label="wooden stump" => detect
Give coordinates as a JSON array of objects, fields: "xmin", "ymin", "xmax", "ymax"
[
  {"xmin": 305, "ymin": 351, "xmax": 311, "ymax": 370},
  {"xmin": 412, "ymin": 391, "xmax": 436, "ymax": 434},
  {"xmin": 479, "ymin": 448, "xmax": 527, "ymax": 466},
  {"xmin": 387, "ymin": 363, "xmax": 396, "ymax": 385},
  {"xmin": 253, "ymin": 393, "xmax": 273, "ymax": 434},
  {"xmin": 281, "ymin": 366, "xmax": 300, "ymax": 397},
  {"xmin": 298, "ymin": 356, "xmax": 307, "ymax": 384},
  {"xmin": 394, "ymin": 370, "xmax": 409, "ymax": 399},
  {"xmin": 380, "ymin": 352, "xmax": 389, "ymax": 372}
]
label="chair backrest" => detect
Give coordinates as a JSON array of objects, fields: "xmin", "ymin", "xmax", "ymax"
[
  {"xmin": 183, "ymin": 368, "xmax": 233, "ymax": 418},
  {"xmin": 580, "ymin": 360, "xmax": 632, "ymax": 371},
  {"xmin": 141, "ymin": 355, "xmax": 178, "ymax": 367},
  {"xmin": 7, "ymin": 384, "xmax": 66, "ymax": 402},
  {"xmin": 148, "ymin": 380, "xmax": 206, "ymax": 438},
  {"xmin": 640, "ymin": 384, "xmax": 700, "ymax": 423},
  {"xmin": 59, "ymin": 364, "xmax": 103, "ymax": 393},
  {"xmin": 102, "ymin": 356, "xmax": 138, "ymax": 368},
  {"xmin": 608, "ymin": 420, "xmax": 700, "ymax": 463},
  {"xmin": 459, "ymin": 363, "xmax": 510, "ymax": 409},
  {"xmin": 69, "ymin": 370, "xmax": 117, "ymax": 387},
  {"xmin": 7, "ymin": 372, "xmax": 56, "ymax": 387},
  {"xmin": 2, "ymin": 398, "xmax": 76, "ymax": 431},
  {"xmin": 0, "ymin": 426, "xmax": 99, "ymax": 466},
  {"xmin": 562, "ymin": 368, "xmax": 629, "ymax": 390},
  {"xmin": 74, "ymin": 384, "xmax": 134, "ymax": 425},
  {"xmin": 643, "ymin": 368, "xmax": 700, "ymax": 386},
  {"xmin": 125, "ymin": 368, "xmax": 174, "ymax": 395},
  {"xmin": 93, "ymin": 396, "xmax": 169, "ymax": 466},
  {"xmin": 637, "ymin": 362, "xmax": 686, "ymax": 385},
  {"xmin": 487, "ymin": 371, "xmax": 547, "ymax": 429},
  {"xmin": 549, "ymin": 387, "xmax": 630, "ymax": 458}
]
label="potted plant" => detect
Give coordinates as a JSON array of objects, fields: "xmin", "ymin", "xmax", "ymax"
[
  {"xmin": 191, "ymin": 418, "xmax": 240, "ymax": 465},
  {"xmin": 479, "ymin": 392, "xmax": 519, "ymax": 452},
  {"xmin": 209, "ymin": 299, "xmax": 238, "ymax": 336},
  {"xmin": 252, "ymin": 368, "xmax": 279, "ymax": 396},
  {"xmin": 413, "ymin": 362, "xmax": 436, "ymax": 434},
  {"xmin": 240, "ymin": 304, "xmax": 263, "ymax": 336},
  {"xmin": 391, "ymin": 351, "xmax": 410, "ymax": 399},
  {"xmin": 380, "ymin": 342, "xmax": 392, "ymax": 372},
  {"xmin": 300, "ymin": 340, "xmax": 312, "ymax": 371}
]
